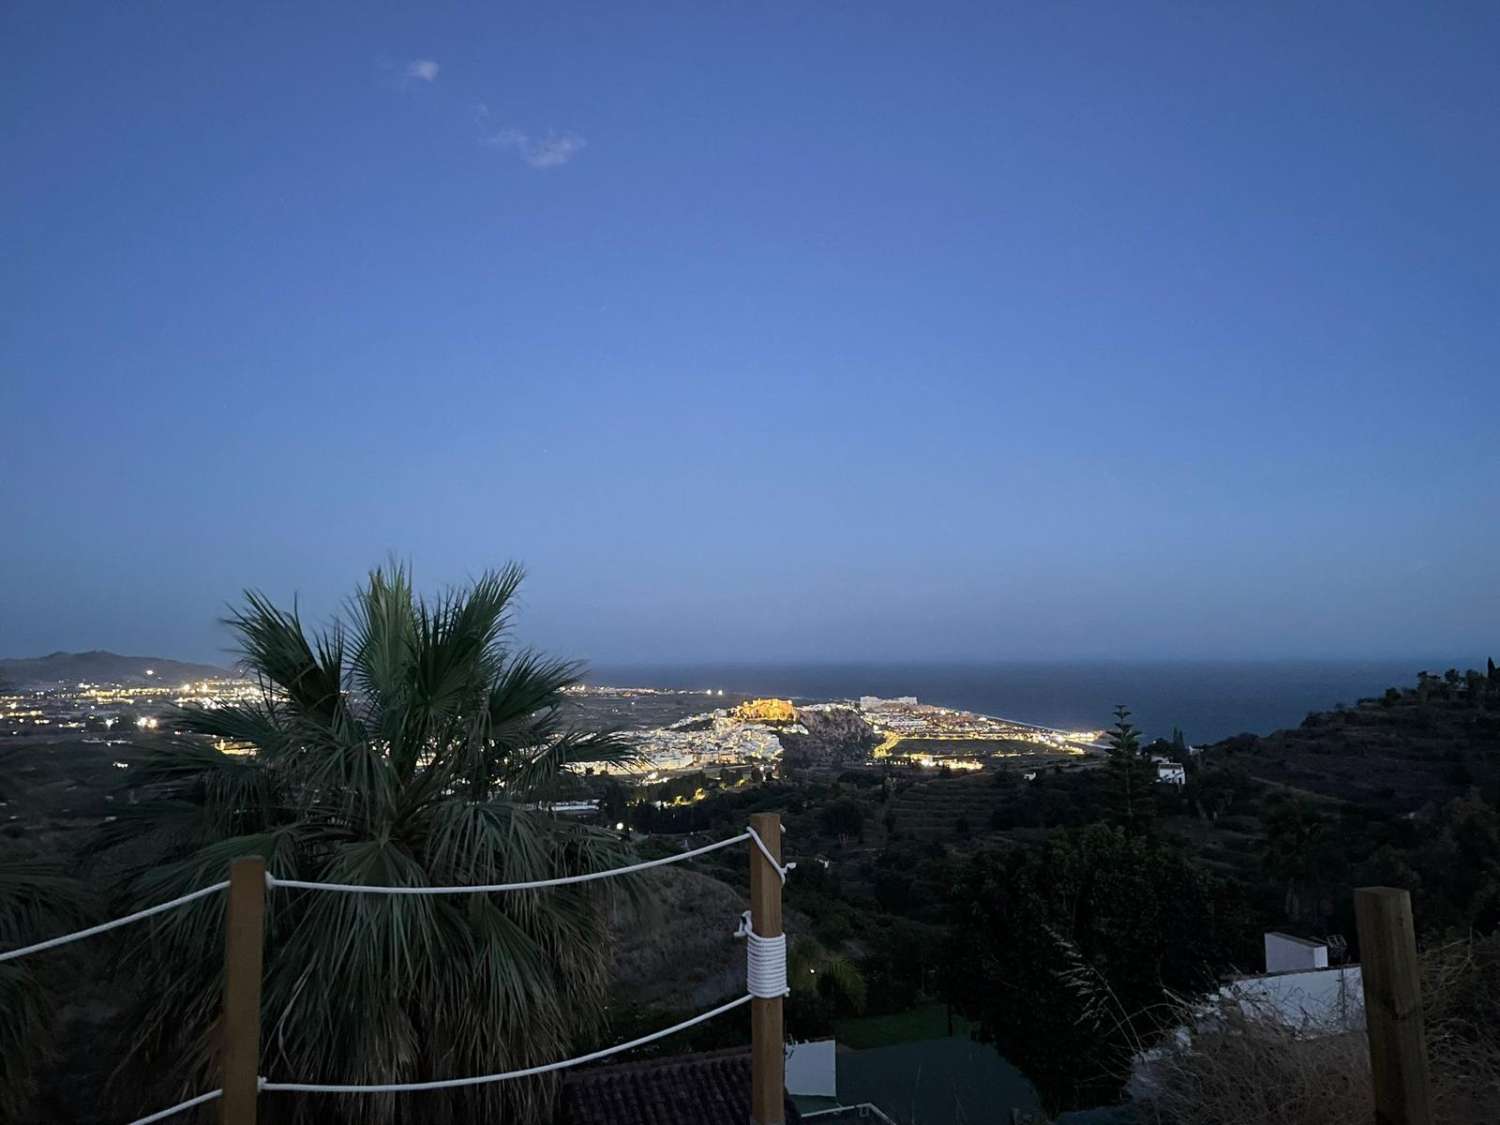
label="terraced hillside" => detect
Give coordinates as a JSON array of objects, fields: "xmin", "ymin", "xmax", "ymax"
[
  {"xmin": 888, "ymin": 773, "xmax": 1012, "ymax": 840},
  {"xmin": 1214, "ymin": 686, "xmax": 1500, "ymax": 813}
]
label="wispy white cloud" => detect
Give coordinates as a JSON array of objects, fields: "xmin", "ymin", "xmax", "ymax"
[
  {"xmin": 492, "ymin": 128, "xmax": 588, "ymax": 168},
  {"xmin": 474, "ymin": 102, "xmax": 586, "ymax": 169},
  {"xmin": 405, "ymin": 58, "xmax": 440, "ymax": 82}
]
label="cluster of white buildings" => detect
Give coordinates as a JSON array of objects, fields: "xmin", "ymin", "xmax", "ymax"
[{"xmin": 593, "ymin": 711, "xmax": 792, "ymax": 778}]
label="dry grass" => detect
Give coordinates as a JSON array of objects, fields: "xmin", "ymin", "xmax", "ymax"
[
  {"xmin": 1421, "ymin": 937, "xmax": 1500, "ymax": 1125},
  {"xmin": 1141, "ymin": 1007, "xmax": 1372, "ymax": 1125},
  {"xmin": 1140, "ymin": 937, "xmax": 1500, "ymax": 1125}
]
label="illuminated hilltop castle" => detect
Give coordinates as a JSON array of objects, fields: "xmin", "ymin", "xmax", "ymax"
[{"xmin": 730, "ymin": 698, "xmax": 797, "ymax": 724}]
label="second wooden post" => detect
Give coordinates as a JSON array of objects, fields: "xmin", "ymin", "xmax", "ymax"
[
  {"xmin": 749, "ymin": 812, "xmax": 785, "ymax": 1125},
  {"xmin": 222, "ymin": 856, "xmax": 266, "ymax": 1125},
  {"xmin": 1355, "ymin": 886, "xmax": 1432, "ymax": 1125}
]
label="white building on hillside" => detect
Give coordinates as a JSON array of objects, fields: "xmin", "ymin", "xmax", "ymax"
[
  {"xmin": 1129, "ymin": 933, "xmax": 1363, "ymax": 1100},
  {"xmin": 1264, "ymin": 931, "xmax": 1328, "ymax": 973}
]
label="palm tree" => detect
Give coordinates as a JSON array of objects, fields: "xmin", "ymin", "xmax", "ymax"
[
  {"xmin": 786, "ymin": 936, "xmax": 866, "ymax": 1037},
  {"xmin": 0, "ymin": 747, "xmax": 85, "ymax": 1122},
  {"xmin": 102, "ymin": 563, "xmax": 634, "ymax": 1124},
  {"xmin": 790, "ymin": 937, "xmax": 866, "ymax": 1011}
]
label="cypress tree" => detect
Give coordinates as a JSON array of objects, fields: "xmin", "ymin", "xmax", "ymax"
[{"xmin": 1105, "ymin": 705, "xmax": 1156, "ymax": 834}]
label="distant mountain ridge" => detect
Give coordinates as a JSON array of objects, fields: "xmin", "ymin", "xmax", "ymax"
[{"xmin": 0, "ymin": 650, "xmax": 234, "ymax": 688}]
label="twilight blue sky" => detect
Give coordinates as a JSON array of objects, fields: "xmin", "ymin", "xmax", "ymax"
[{"xmin": 2, "ymin": 2, "xmax": 1497, "ymax": 666}]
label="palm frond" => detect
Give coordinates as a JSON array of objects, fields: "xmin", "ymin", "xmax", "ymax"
[
  {"xmin": 168, "ymin": 700, "xmax": 292, "ymax": 758},
  {"xmin": 0, "ymin": 858, "xmax": 86, "ymax": 947},
  {"xmin": 0, "ymin": 852, "xmax": 87, "ymax": 1120},
  {"xmin": 348, "ymin": 561, "xmax": 417, "ymax": 721},
  {"xmin": 0, "ymin": 960, "xmax": 51, "ymax": 1119},
  {"xmin": 507, "ymin": 731, "xmax": 638, "ymax": 798},
  {"xmin": 228, "ymin": 593, "xmax": 342, "ymax": 720}
]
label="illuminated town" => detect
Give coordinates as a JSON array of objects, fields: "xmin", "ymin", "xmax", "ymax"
[
  {"xmin": 856, "ymin": 695, "xmax": 1106, "ymax": 762},
  {"xmin": 563, "ymin": 687, "xmax": 1106, "ymax": 781},
  {"xmin": 1, "ymin": 675, "xmax": 261, "ymax": 739},
  {"xmin": 3, "ymin": 674, "xmax": 1105, "ymax": 783}
]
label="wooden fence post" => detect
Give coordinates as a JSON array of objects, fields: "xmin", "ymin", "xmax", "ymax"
[
  {"xmin": 222, "ymin": 856, "xmax": 266, "ymax": 1125},
  {"xmin": 749, "ymin": 812, "xmax": 785, "ymax": 1125},
  {"xmin": 1355, "ymin": 886, "xmax": 1432, "ymax": 1125}
]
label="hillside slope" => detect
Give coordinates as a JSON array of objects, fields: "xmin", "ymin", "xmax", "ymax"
[
  {"xmin": 1210, "ymin": 676, "xmax": 1500, "ymax": 812},
  {"xmin": 0, "ymin": 650, "xmax": 233, "ymax": 687},
  {"xmin": 609, "ymin": 865, "xmax": 809, "ymax": 1009}
]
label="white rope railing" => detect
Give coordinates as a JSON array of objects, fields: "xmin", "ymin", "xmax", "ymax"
[
  {"xmin": 126, "ymin": 1088, "xmax": 222, "ymax": 1124},
  {"xmin": 268, "ymin": 831, "xmax": 752, "ymax": 894},
  {"xmin": 747, "ymin": 824, "xmax": 796, "ymax": 884},
  {"xmin": 0, "ymin": 881, "xmax": 230, "ymax": 964},
  {"xmin": 266, "ymin": 823, "xmax": 794, "ymax": 894},
  {"xmin": 0, "ymin": 830, "xmax": 787, "ymax": 962},
  {"xmin": 258, "ymin": 993, "xmax": 754, "ymax": 1094}
]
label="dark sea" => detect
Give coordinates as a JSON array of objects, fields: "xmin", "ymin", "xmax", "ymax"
[{"xmin": 583, "ymin": 660, "xmax": 1486, "ymax": 744}]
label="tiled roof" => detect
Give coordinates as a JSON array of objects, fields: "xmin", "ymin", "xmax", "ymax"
[{"xmin": 556, "ymin": 1049, "xmax": 802, "ymax": 1125}]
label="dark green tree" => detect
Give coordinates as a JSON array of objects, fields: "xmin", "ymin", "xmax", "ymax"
[
  {"xmin": 1188, "ymin": 763, "xmax": 1253, "ymax": 822},
  {"xmin": 1166, "ymin": 726, "xmax": 1195, "ymax": 772},
  {"xmin": 1415, "ymin": 790, "xmax": 1500, "ymax": 935},
  {"xmin": 786, "ymin": 936, "xmax": 867, "ymax": 1037},
  {"xmin": 944, "ymin": 825, "xmax": 1238, "ymax": 1112},
  {"xmin": 600, "ymin": 779, "xmax": 627, "ymax": 824},
  {"xmin": 1262, "ymin": 797, "xmax": 1332, "ymax": 921},
  {"xmin": 819, "ymin": 798, "xmax": 866, "ymax": 845},
  {"xmin": 1104, "ymin": 705, "xmax": 1156, "ymax": 834}
]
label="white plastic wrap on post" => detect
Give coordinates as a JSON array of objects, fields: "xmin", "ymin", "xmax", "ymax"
[{"xmin": 735, "ymin": 910, "xmax": 789, "ymax": 998}]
